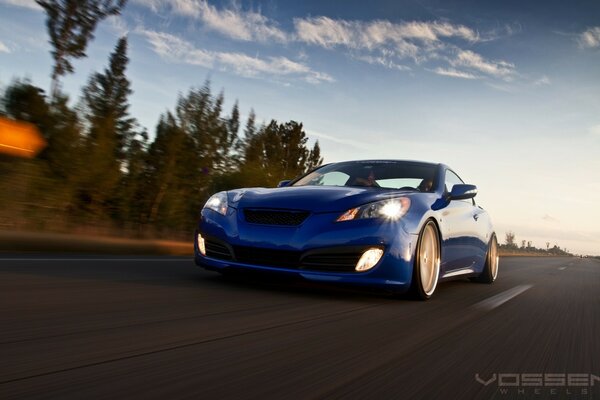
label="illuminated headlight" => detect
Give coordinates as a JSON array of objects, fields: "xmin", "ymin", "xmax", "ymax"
[
  {"xmin": 356, "ymin": 248, "xmax": 384, "ymax": 271},
  {"xmin": 337, "ymin": 198, "xmax": 410, "ymax": 222},
  {"xmin": 197, "ymin": 233, "xmax": 206, "ymax": 256},
  {"xmin": 203, "ymin": 192, "xmax": 228, "ymax": 216}
]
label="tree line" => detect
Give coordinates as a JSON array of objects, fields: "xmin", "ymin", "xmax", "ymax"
[
  {"xmin": 502, "ymin": 231, "xmax": 571, "ymax": 256},
  {"xmin": 0, "ymin": 17, "xmax": 322, "ymax": 238}
]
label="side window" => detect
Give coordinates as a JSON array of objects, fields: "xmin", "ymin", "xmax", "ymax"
[
  {"xmin": 444, "ymin": 170, "xmax": 464, "ymax": 193},
  {"xmin": 445, "ymin": 169, "xmax": 475, "ymax": 205}
]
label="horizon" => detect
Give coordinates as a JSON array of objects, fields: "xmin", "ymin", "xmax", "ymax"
[{"xmin": 1, "ymin": 0, "xmax": 599, "ymax": 255}]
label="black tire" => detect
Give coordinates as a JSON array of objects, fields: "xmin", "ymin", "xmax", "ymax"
[
  {"xmin": 410, "ymin": 220, "xmax": 441, "ymax": 300},
  {"xmin": 473, "ymin": 234, "xmax": 499, "ymax": 283}
]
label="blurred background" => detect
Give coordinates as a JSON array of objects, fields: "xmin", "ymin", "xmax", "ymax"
[
  {"xmin": 1, "ymin": 0, "xmax": 598, "ymax": 256},
  {"xmin": 0, "ymin": 1, "xmax": 322, "ymax": 243}
]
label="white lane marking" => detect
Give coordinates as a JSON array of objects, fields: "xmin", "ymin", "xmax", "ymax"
[
  {"xmin": 0, "ymin": 258, "xmax": 191, "ymax": 262},
  {"xmin": 474, "ymin": 285, "xmax": 533, "ymax": 311},
  {"xmin": 558, "ymin": 266, "xmax": 567, "ymax": 270}
]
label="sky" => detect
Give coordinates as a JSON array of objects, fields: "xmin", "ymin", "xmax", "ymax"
[{"xmin": 0, "ymin": 0, "xmax": 599, "ymax": 255}]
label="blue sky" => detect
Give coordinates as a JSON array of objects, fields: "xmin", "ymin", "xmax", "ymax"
[{"xmin": 1, "ymin": 0, "xmax": 599, "ymax": 254}]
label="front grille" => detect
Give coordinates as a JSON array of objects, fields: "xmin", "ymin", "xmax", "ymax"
[
  {"xmin": 231, "ymin": 245, "xmax": 368, "ymax": 272},
  {"xmin": 234, "ymin": 246, "xmax": 301, "ymax": 269},
  {"xmin": 244, "ymin": 209, "xmax": 310, "ymax": 226},
  {"xmin": 205, "ymin": 239, "xmax": 233, "ymax": 260},
  {"xmin": 301, "ymin": 252, "xmax": 364, "ymax": 272}
]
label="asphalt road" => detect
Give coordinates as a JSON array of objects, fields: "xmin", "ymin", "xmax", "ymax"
[{"xmin": 0, "ymin": 256, "xmax": 598, "ymax": 399}]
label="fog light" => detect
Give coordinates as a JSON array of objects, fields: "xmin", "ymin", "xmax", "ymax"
[
  {"xmin": 197, "ymin": 233, "xmax": 206, "ymax": 256},
  {"xmin": 355, "ymin": 248, "xmax": 384, "ymax": 272}
]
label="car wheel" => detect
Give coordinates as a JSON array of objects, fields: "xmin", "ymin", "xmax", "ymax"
[
  {"xmin": 473, "ymin": 234, "xmax": 499, "ymax": 283},
  {"xmin": 411, "ymin": 220, "xmax": 441, "ymax": 300}
]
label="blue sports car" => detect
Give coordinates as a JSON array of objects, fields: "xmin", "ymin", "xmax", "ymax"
[{"xmin": 195, "ymin": 160, "xmax": 498, "ymax": 299}]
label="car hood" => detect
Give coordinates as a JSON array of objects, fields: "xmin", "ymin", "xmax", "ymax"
[{"xmin": 228, "ymin": 186, "xmax": 415, "ymax": 213}]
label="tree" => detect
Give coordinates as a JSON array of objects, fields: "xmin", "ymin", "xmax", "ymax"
[
  {"xmin": 242, "ymin": 120, "xmax": 323, "ymax": 187},
  {"xmin": 505, "ymin": 231, "xmax": 516, "ymax": 248},
  {"xmin": 3, "ymin": 80, "xmax": 82, "ymax": 182},
  {"xmin": 306, "ymin": 140, "xmax": 323, "ymax": 171},
  {"xmin": 224, "ymin": 101, "xmax": 241, "ymax": 168},
  {"xmin": 78, "ymin": 36, "xmax": 139, "ymax": 218},
  {"xmin": 113, "ymin": 127, "xmax": 147, "ymax": 229},
  {"xmin": 142, "ymin": 114, "xmax": 188, "ymax": 227},
  {"xmin": 3, "ymin": 80, "xmax": 49, "ymax": 124},
  {"xmin": 0, "ymin": 73, "xmax": 326, "ymax": 237},
  {"xmin": 1, "ymin": 80, "xmax": 84, "ymax": 226},
  {"xmin": 36, "ymin": 0, "xmax": 127, "ymax": 97},
  {"xmin": 82, "ymin": 37, "xmax": 137, "ymax": 161},
  {"xmin": 243, "ymin": 109, "xmax": 257, "ymax": 145},
  {"xmin": 137, "ymin": 83, "xmax": 240, "ymax": 233}
]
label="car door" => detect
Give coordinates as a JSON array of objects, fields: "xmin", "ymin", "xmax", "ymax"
[{"xmin": 438, "ymin": 169, "xmax": 480, "ymax": 274}]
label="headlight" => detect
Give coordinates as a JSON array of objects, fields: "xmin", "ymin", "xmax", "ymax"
[
  {"xmin": 203, "ymin": 192, "xmax": 228, "ymax": 216},
  {"xmin": 336, "ymin": 198, "xmax": 410, "ymax": 222}
]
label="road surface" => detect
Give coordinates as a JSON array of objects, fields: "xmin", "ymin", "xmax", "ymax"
[{"xmin": 0, "ymin": 256, "xmax": 598, "ymax": 399}]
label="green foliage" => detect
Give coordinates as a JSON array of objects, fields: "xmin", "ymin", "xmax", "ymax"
[
  {"xmin": 1, "ymin": 0, "xmax": 323, "ymax": 238},
  {"xmin": 36, "ymin": 0, "xmax": 127, "ymax": 96},
  {"xmin": 1, "ymin": 80, "xmax": 83, "ymax": 230},
  {"xmin": 243, "ymin": 120, "xmax": 323, "ymax": 187},
  {"xmin": 1, "ymin": 60, "xmax": 323, "ymax": 239},
  {"xmin": 77, "ymin": 37, "xmax": 139, "ymax": 219}
]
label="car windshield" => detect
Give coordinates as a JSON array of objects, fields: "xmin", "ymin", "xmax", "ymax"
[{"xmin": 292, "ymin": 161, "xmax": 437, "ymax": 191}]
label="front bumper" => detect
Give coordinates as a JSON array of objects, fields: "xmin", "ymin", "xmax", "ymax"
[{"xmin": 195, "ymin": 208, "xmax": 418, "ymax": 293}]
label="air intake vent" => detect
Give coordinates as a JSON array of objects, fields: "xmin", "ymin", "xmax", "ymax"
[
  {"xmin": 234, "ymin": 246, "xmax": 301, "ymax": 268},
  {"xmin": 205, "ymin": 239, "xmax": 233, "ymax": 260},
  {"xmin": 244, "ymin": 209, "xmax": 309, "ymax": 226},
  {"xmin": 231, "ymin": 246, "xmax": 368, "ymax": 272}
]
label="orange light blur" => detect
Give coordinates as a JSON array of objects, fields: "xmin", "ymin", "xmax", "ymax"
[{"xmin": 0, "ymin": 117, "xmax": 46, "ymax": 158}]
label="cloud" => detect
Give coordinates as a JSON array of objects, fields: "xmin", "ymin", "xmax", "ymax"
[
  {"xmin": 450, "ymin": 49, "xmax": 515, "ymax": 79},
  {"xmin": 432, "ymin": 67, "xmax": 479, "ymax": 79},
  {"xmin": 293, "ymin": 16, "xmax": 518, "ymax": 79},
  {"xmin": 579, "ymin": 27, "xmax": 600, "ymax": 48},
  {"xmin": 0, "ymin": 0, "xmax": 41, "ymax": 10},
  {"xmin": 131, "ymin": 0, "xmax": 287, "ymax": 42},
  {"xmin": 293, "ymin": 17, "xmax": 354, "ymax": 48},
  {"xmin": 533, "ymin": 75, "xmax": 550, "ymax": 86},
  {"xmin": 292, "ymin": 17, "xmax": 477, "ymax": 63},
  {"xmin": 0, "ymin": 40, "xmax": 10, "ymax": 53},
  {"xmin": 138, "ymin": 29, "xmax": 333, "ymax": 84},
  {"xmin": 484, "ymin": 82, "xmax": 517, "ymax": 93},
  {"xmin": 139, "ymin": 29, "xmax": 214, "ymax": 67},
  {"xmin": 198, "ymin": 1, "xmax": 287, "ymax": 42},
  {"xmin": 294, "ymin": 17, "xmax": 479, "ymax": 49},
  {"xmin": 355, "ymin": 55, "xmax": 411, "ymax": 71},
  {"xmin": 132, "ymin": 1, "xmax": 517, "ymax": 81},
  {"xmin": 106, "ymin": 15, "xmax": 129, "ymax": 37}
]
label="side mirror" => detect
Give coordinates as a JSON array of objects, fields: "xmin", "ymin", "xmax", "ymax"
[
  {"xmin": 449, "ymin": 184, "xmax": 477, "ymax": 200},
  {"xmin": 277, "ymin": 180, "xmax": 291, "ymax": 188}
]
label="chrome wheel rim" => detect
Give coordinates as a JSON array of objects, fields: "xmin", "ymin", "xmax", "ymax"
[
  {"xmin": 490, "ymin": 237, "xmax": 499, "ymax": 281},
  {"xmin": 419, "ymin": 223, "xmax": 440, "ymax": 296}
]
